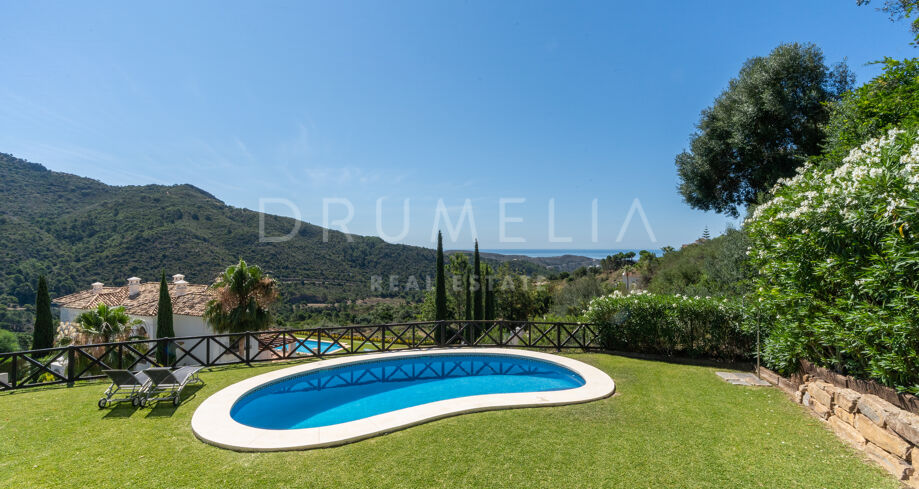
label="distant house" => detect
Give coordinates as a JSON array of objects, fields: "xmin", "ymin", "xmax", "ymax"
[
  {"xmin": 616, "ymin": 269, "xmax": 643, "ymax": 290},
  {"xmin": 54, "ymin": 274, "xmax": 216, "ymax": 364}
]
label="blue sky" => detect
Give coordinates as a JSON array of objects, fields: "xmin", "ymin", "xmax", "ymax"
[{"xmin": 0, "ymin": 1, "xmax": 914, "ymax": 250}]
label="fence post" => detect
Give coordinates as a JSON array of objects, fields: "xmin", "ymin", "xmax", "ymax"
[
  {"xmin": 555, "ymin": 323, "xmax": 561, "ymax": 352},
  {"xmin": 11, "ymin": 353, "xmax": 19, "ymax": 388},
  {"xmin": 381, "ymin": 326, "xmax": 387, "ymax": 352},
  {"xmin": 317, "ymin": 327, "xmax": 324, "ymax": 358},
  {"xmin": 67, "ymin": 346, "xmax": 75, "ymax": 387},
  {"xmin": 438, "ymin": 321, "xmax": 445, "ymax": 347},
  {"xmin": 245, "ymin": 333, "xmax": 251, "ymax": 366}
]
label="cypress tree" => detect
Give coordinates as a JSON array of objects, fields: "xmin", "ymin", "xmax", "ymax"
[
  {"xmin": 156, "ymin": 271, "xmax": 175, "ymax": 365},
  {"xmin": 464, "ymin": 271, "xmax": 472, "ymax": 321},
  {"xmin": 484, "ymin": 264, "xmax": 496, "ymax": 321},
  {"xmin": 435, "ymin": 231, "xmax": 447, "ymax": 321},
  {"xmin": 463, "ymin": 270, "xmax": 472, "ymax": 343},
  {"xmin": 473, "ymin": 241, "xmax": 484, "ymax": 320},
  {"xmin": 32, "ymin": 276, "xmax": 54, "ymax": 350}
]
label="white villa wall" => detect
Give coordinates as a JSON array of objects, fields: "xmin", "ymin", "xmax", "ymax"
[
  {"xmin": 59, "ymin": 308, "xmax": 230, "ymax": 366},
  {"xmin": 59, "ymin": 307, "xmax": 82, "ymax": 324}
]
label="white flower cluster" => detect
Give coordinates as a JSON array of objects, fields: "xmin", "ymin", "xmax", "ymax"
[{"xmin": 748, "ymin": 128, "xmax": 919, "ymax": 232}]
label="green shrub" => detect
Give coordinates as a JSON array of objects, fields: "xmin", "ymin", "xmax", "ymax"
[
  {"xmin": 583, "ymin": 292, "xmax": 751, "ymax": 360},
  {"xmin": 747, "ymin": 128, "xmax": 919, "ymax": 393},
  {"xmin": 0, "ymin": 329, "xmax": 19, "ymax": 353},
  {"xmin": 646, "ymin": 228, "xmax": 751, "ymax": 298},
  {"xmin": 823, "ymin": 58, "xmax": 919, "ymax": 163}
]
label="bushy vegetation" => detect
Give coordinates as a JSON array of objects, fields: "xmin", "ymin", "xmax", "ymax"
[
  {"xmin": 0, "ymin": 329, "xmax": 20, "ymax": 353},
  {"xmin": 646, "ymin": 228, "xmax": 750, "ymax": 298},
  {"xmin": 747, "ymin": 128, "xmax": 919, "ymax": 393},
  {"xmin": 583, "ymin": 291, "xmax": 751, "ymax": 361},
  {"xmin": 549, "ymin": 275, "xmax": 607, "ymax": 316},
  {"xmin": 822, "ymin": 58, "xmax": 919, "ymax": 162}
]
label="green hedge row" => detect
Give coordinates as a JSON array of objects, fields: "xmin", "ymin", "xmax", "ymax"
[{"xmin": 583, "ymin": 292, "xmax": 753, "ymax": 361}]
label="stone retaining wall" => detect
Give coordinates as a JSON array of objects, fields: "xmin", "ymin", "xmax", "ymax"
[{"xmin": 758, "ymin": 367, "xmax": 919, "ymax": 486}]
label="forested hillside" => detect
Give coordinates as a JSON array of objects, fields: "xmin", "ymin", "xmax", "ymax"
[
  {"xmin": 0, "ymin": 153, "xmax": 558, "ymax": 333},
  {"xmin": 0, "ymin": 153, "xmax": 443, "ymax": 327}
]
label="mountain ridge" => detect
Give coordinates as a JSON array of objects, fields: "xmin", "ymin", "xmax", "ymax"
[
  {"xmin": 0, "ymin": 152, "xmax": 436, "ymax": 309},
  {"xmin": 0, "ymin": 153, "xmax": 556, "ymax": 331}
]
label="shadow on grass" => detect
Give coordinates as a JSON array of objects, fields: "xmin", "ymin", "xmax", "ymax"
[
  {"xmin": 144, "ymin": 384, "xmax": 205, "ymax": 418},
  {"xmin": 103, "ymin": 404, "xmax": 140, "ymax": 419}
]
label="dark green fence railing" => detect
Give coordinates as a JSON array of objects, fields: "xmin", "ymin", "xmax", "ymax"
[{"xmin": 0, "ymin": 320, "xmax": 601, "ymax": 391}]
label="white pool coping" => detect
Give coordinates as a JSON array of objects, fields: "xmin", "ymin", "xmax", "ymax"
[{"xmin": 191, "ymin": 348, "xmax": 615, "ymax": 452}]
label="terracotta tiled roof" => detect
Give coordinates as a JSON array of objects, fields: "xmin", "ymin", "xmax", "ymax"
[{"xmin": 53, "ymin": 282, "xmax": 214, "ymax": 317}]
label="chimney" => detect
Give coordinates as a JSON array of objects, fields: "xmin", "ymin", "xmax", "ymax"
[
  {"xmin": 173, "ymin": 274, "xmax": 188, "ymax": 297},
  {"xmin": 127, "ymin": 277, "xmax": 141, "ymax": 297},
  {"xmin": 91, "ymin": 282, "xmax": 104, "ymax": 292}
]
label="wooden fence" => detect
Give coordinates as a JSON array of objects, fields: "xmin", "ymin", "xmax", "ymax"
[{"xmin": 0, "ymin": 320, "xmax": 601, "ymax": 391}]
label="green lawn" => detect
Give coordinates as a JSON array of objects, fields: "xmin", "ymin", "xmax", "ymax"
[{"xmin": 0, "ymin": 353, "xmax": 899, "ymax": 489}]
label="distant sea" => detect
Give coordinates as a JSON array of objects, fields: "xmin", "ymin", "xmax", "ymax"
[{"xmin": 481, "ymin": 249, "xmax": 663, "ymax": 260}]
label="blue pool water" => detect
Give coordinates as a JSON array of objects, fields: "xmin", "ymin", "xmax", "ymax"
[
  {"xmin": 231, "ymin": 354, "xmax": 585, "ymax": 429},
  {"xmin": 276, "ymin": 339, "xmax": 342, "ymax": 355}
]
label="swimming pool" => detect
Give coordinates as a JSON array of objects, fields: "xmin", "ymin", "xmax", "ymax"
[
  {"xmin": 276, "ymin": 338, "xmax": 342, "ymax": 355},
  {"xmin": 192, "ymin": 348, "xmax": 615, "ymax": 451},
  {"xmin": 231, "ymin": 353, "xmax": 585, "ymax": 429}
]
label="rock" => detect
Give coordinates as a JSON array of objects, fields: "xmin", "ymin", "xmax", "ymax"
[
  {"xmin": 829, "ymin": 415, "xmax": 866, "ymax": 450},
  {"xmin": 812, "ymin": 399, "xmax": 832, "ymax": 419},
  {"xmin": 856, "ymin": 414, "xmax": 912, "ymax": 460},
  {"xmin": 777, "ymin": 377, "xmax": 800, "ymax": 397},
  {"xmin": 802, "ymin": 391, "xmax": 812, "ymax": 407},
  {"xmin": 834, "ymin": 388, "xmax": 861, "ymax": 413},
  {"xmin": 834, "ymin": 406, "xmax": 856, "ymax": 426},
  {"xmin": 908, "ymin": 470, "xmax": 919, "ymax": 489},
  {"xmin": 816, "ymin": 380, "xmax": 837, "ymax": 395},
  {"xmin": 808, "ymin": 383, "xmax": 834, "ymax": 408},
  {"xmin": 857, "ymin": 395, "xmax": 898, "ymax": 427},
  {"xmin": 864, "ymin": 442, "xmax": 913, "ymax": 480},
  {"xmin": 888, "ymin": 411, "xmax": 919, "ymax": 447}
]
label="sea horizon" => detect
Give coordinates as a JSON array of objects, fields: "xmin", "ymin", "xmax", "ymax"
[{"xmin": 476, "ymin": 249, "xmax": 663, "ymax": 260}]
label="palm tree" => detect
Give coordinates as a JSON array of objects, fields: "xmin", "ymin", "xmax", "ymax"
[
  {"xmin": 77, "ymin": 304, "xmax": 143, "ymax": 344},
  {"xmin": 203, "ymin": 259, "xmax": 279, "ymax": 355}
]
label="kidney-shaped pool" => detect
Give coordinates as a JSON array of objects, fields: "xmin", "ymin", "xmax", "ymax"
[{"xmin": 192, "ymin": 348, "xmax": 615, "ymax": 451}]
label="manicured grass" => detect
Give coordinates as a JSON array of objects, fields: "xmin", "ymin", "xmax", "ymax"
[{"xmin": 0, "ymin": 353, "xmax": 899, "ymax": 488}]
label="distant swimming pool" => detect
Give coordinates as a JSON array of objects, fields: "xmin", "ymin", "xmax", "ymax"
[
  {"xmin": 231, "ymin": 353, "xmax": 585, "ymax": 429},
  {"xmin": 276, "ymin": 339, "xmax": 342, "ymax": 355}
]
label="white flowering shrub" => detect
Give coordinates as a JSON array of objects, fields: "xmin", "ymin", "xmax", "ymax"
[
  {"xmin": 747, "ymin": 128, "xmax": 919, "ymax": 392},
  {"xmin": 583, "ymin": 291, "xmax": 750, "ymax": 360}
]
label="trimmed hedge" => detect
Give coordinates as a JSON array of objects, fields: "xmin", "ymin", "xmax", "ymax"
[{"xmin": 583, "ymin": 292, "xmax": 752, "ymax": 361}]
